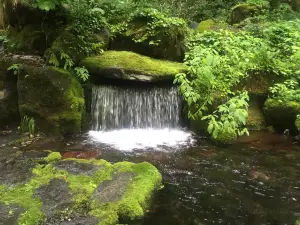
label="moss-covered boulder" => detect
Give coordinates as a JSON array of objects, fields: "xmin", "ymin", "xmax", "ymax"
[
  {"xmin": 5, "ymin": 25, "xmax": 50, "ymax": 54},
  {"xmin": 229, "ymin": 4, "xmax": 261, "ymax": 24},
  {"xmin": 0, "ymin": 54, "xmax": 44, "ymax": 128},
  {"xmin": 17, "ymin": 66, "xmax": 85, "ymax": 135},
  {"xmin": 196, "ymin": 19, "xmax": 216, "ymax": 33},
  {"xmin": 110, "ymin": 9, "xmax": 188, "ymax": 62},
  {"xmin": 44, "ymin": 29, "xmax": 108, "ymax": 65},
  {"xmin": 264, "ymin": 99, "xmax": 300, "ymax": 134},
  {"xmin": 0, "ymin": 151, "xmax": 162, "ymax": 225},
  {"xmin": 81, "ymin": 51, "xmax": 187, "ymax": 83}
]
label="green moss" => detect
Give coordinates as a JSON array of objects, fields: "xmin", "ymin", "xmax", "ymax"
[
  {"xmin": 196, "ymin": 19, "xmax": 216, "ymax": 33},
  {"xmin": 212, "ymin": 131, "xmax": 237, "ymax": 145},
  {"xmin": 81, "ymin": 51, "xmax": 187, "ymax": 82},
  {"xmin": 18, "ymin": 66, "xmax": 85, "ymax": 135},
  {"xmin": 264, "ymin": 99, "xmax": 300, "ymax": 133},
  {"xmin": 295, "ymin": 116, "xmax": 300, "ymax": 131},
  {"xmin": 229, "ymin": 3, "xmax": 260, "ymax": 24},
  {"xmin": 90, "ymin": 161, "xmax": 162, "ymax": 224},
  {"xmin": 44, "ymin": 152, "xmax": 62, "ymax": 163}
]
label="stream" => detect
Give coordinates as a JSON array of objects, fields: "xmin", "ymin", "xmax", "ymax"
[{"xmin": 20, "ymin": 129, "xmax": 300, "ymax": 225}]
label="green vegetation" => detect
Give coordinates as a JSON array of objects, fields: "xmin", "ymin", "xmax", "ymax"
[
  {"xmin": 20, "ymin": 116, "xmax": 36, "ymax": 136},
  {"xmin": 1, "ymin": 0, "xmax": 300, "ymax": 142}
]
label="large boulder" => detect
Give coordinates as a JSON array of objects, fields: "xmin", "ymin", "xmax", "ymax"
[
  {"xmin": 229, "ymin": 4, "xmax": 261, "ymax": 24},
  {"xmin": 0, "ymin": 151, "xmax": 162, "ymax": 225},
  {"xmin": 81, "ymin": 51, "xmax": 187, "ymax": 83},
  {"xmin": 17, "ymin": 66, "xmax": 85, "ymax": 135},
  {"xmin": 110, "ymin": 9, "xmax": 188, "ymax": 62},
  {"xmin": 264, "ymin": 99, "xmax": 300, "ymax": 134},
  {"xmin": 0, "ymin": 54, "xmax": 43, "ymax": 128}
]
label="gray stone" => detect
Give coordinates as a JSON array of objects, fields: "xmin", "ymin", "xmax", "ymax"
[
  {"xmin": 0, "ymin": 203, "xmax": 24, "ymax": 225},
  {"xmin": 57, "ymin": 216, "xmax": 99, "ymax": 225},
  {"xmin": 92, "ymin": 173, "xmax": 135, "ymax": 203},
  {"xmin": 35, "ymin": 178, "xmax": 74, "ymax": 219},
  {"xmin": 0, "ymin": 159, "xmax": 35, "ymax": 186},
  {"xmin": 55, "ymin": 160, "xmax": 102, "ymax": 175}
]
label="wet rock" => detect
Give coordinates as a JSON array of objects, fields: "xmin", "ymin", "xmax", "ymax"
[
  {"xmin": 56, "ymin": 216, "xmax": 99, "ymax": 225},
  {"xmin": 0, "ymin": 203, "xmax": 24, "ymax": 225},
  {"xmin": 62, "ymin": 151, "xmax": 99, "ymax": 160},
  {"xmin": 0, "ymin": 159, "xmax": 35, "ymax": 186},
  {"xmin": 55, "ymin": 160, "xmax": 102, "ymax": 175},
  {"xmin": 92, "ymin": 173, "xmax": 135, "ymax": 203},
  {"xmin": 35, "ymin": 178, "xmax": 74, "ymax": 219}
]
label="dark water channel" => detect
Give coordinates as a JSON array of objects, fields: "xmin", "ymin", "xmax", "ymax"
[
  {"xmin": 3, "ymin": 130, "xmax": 300, "ymax": 225},
  {"xmin": 59, "ymin": 131, "xmax": 300, "ymax": 225}
]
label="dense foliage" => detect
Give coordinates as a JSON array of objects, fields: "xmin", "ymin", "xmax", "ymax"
[{"xmin": 3, "ymin": 0, "xmax": 300, "ymax": 142}]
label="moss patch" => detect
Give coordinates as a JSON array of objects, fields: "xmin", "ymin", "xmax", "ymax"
[
  {"xmin": 81, "ymin": 51, "xmax": 187, "ymax": 83},
  {"xmin": 17, "ymin": 66, "xmax": 85, "ymax": 135},
  {"xmin": 196, "ymin": 19, "xmax": 216, "ymax": 33},
  {"xmin": 264, "ymin": 99, "xmax": 300, "ymax": 134},
  {"xmin": 0, "ymin": 152, "xmax": 162, "ymax": 225}
]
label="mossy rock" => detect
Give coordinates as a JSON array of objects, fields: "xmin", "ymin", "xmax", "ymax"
[
  {"xmin": 110, "ymin": 9, "xmax": 188, "ymax": 62},
  {"xmin": 17, "ymin": 66, "xmax": 85, "ymax": 135},
  {"xmin": 81, "ymin": 51, "xmax": 187, "ymax": 83},
  {"xmin": 211, "ymin": 131, "xmax": 237, "ymax": 145},
  {"xmin": 196, "ymin": 19, "xmax": 216, "ymax": 33},
  {"xmin": 44, "ymin": 30, "xmax": 108, "ymax": 65},
  {"xmin": 295, "ymin": 116, "xmax": 300, "ymax": 131},
  {"xmin": 229, "ymin": 4, "xmax": 261, "ymax": 24},
  {"xmin": 0, "ymin": 54, "xmax": 44, "ymax": 128},
  {"xmin": 5, "ymin": 25, "xmax": 49, "ymax": 54},
  {"xmin": 0, "ymin": 151, "xmax": 162, "ymax": 225},
  {"xmin": 246, "ymin": 95, "xmax": 266, "ymax": 130},
  {"xmin": 264, "ymin": 98, "xmax": 300, "ymax": 134}
]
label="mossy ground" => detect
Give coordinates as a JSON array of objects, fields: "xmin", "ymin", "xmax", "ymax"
[
  {"xmin": 81, "ymin": 51, "xmax": 187, "ymax": 81},
  {"xmin": 0, "ymin": 152, "xmax": 162, "ymax": 225}
]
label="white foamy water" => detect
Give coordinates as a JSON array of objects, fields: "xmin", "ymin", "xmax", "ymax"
[{"xmin": 88, "ymin": 129, "xmax": 195, "ymax": 152}]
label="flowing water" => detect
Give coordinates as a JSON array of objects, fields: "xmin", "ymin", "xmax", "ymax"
[
  {"xmin": 91, "ymin": 85, "xmax": 183, "ymax": 130},
  {"xmin": 85, "ymin": 85, "xmax": 300, "ymax": 225}
]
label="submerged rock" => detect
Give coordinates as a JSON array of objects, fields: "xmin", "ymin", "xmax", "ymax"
[
  {"xmin": 17, "ymin": 66, "xmax": 85, "ymax": 135},
  {"xmin": 0, "ymin": 152, "xmax": 162, "ymax": 225},
  {"xmin": 81, "ymin": 51, "xmax": 187, "ymax": 83}
]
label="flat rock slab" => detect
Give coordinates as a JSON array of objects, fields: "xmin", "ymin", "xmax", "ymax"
[
  {"xmin": 55, "ymin": 160, "xmax": 102, "ymax": 175},
  {"xmin": 0, "ymin": 203, "xmax": 24, "ymax": 225},
  {"xmin": 35, "ymin": 178, "xmax": 73, "ymax": 218},
  {"xmin": 56, "ymin": 216, "xmax": 99, "ymax": 225},
  {"xmin": 92, "ymin": 172, "xmax": 135, "ymax": 203},
  {"xmin": 0, "ymin": 159, "xmax": 35, "ymax": 186}
]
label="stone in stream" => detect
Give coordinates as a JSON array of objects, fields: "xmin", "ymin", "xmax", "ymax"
[{"xmin": 0, "ymin": 151, "xmax": 162, "ymax": 225}]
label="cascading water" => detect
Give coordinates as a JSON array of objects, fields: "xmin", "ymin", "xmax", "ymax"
[
  {"xmin": 91, "ymin": 85, "xmax": 182, "ymax": 130},
  {"xmin": 88, "ymin": 85, "xmax": 195, "ymax": 151}
]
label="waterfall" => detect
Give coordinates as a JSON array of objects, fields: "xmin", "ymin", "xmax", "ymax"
[{"xmin": 91, "ymin": 85, "xmax": 183, "ymax": 130}]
